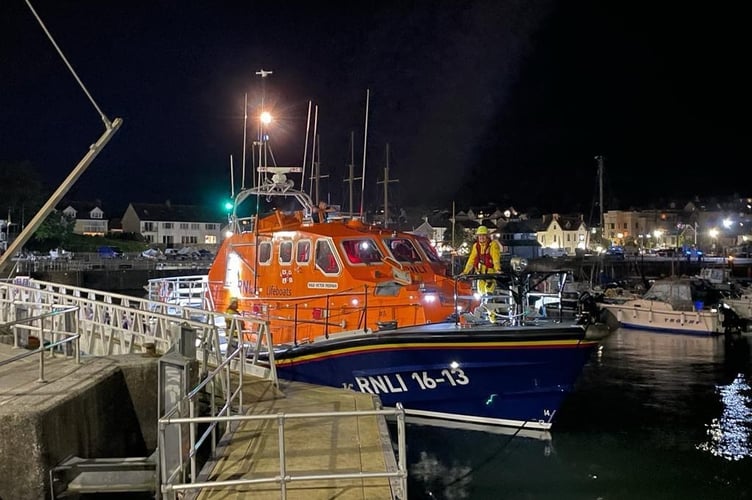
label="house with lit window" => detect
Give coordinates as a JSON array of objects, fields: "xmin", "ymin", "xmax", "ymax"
[
  {"xmin": 535, "ymin": 214, "xmax": 589, "ymax": 256},
  {"xmin": 59, "ymin": 202, "xmax": 109, "ymax": 236},
  {"xmin": 121, "ymin": 201, "xmax": 223, "ymax": 248}
]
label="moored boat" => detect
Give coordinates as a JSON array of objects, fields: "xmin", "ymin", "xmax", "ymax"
[
  {"xmin": 190, "ymin": 166, "xmax": 603, "ymax": 428},
  {"xmin": 147, "ymin": 85, "xmax": 606, "ymax": 429},
  {"xmin": 599, "ymin": 276, "xmax": 745, "ymax": 335}
]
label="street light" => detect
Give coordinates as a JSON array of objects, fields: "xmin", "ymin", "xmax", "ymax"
[{"xmin": 709, "ymin": 228, "xmax": 719, "ymax": 255}]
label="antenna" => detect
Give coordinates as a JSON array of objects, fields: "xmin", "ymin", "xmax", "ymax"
[{"xmin": 359, "ymin": 89, "xmax": 370, "ymax": 217}]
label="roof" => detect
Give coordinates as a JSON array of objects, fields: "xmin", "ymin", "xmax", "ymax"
[
  {"xmin": 128, "ymin": 202, "xmax": 222, "ymax": 223},
  {"xmin": 58, "ymin": 201, "xmax": 106, "ymax": 219},
  {"xmin": 498, "ymin": 220, "xmax": 537, "ymax": 234}
]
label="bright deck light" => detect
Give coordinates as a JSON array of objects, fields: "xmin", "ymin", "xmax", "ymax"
[{"xmin": 260, "ymin": 111, "xmax": 272, "ymax": 124}]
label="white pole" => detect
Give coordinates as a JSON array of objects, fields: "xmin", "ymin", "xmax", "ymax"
[
  {"xmin": 241, "ymin": 93, "xmax": 248, "ymax": 189},
  {"xmin": 301, "ymin": 101, "xmax": 312, "ymax": 189},
  {"xmin": 360, "ymin": 89, "xmax": 370, "ymax": 217},
  {"xmin": 309, "ymin": 105, "xmax": 319, "ymax": 198},
  {"xmin": 229, "ymin": 154, "xmax": 235, "ymax": 198}
]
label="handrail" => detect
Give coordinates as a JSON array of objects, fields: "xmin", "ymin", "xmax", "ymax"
[
  {"xmin": 158, "ymin": 318, "xmax": 403, "ymax": 500},
  {"xmin": 0, "ymin": 305, "xmax": 80, "ymax": 382},
  {"xmin": 159, "ymin": 404, "xmax": 406, "ymax": 499}
]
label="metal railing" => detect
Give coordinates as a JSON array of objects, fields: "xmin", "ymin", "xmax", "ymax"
[
  {"xmin": 158, "ymin": 336, "xmax": 407, "ymax": 499},
  {"xmin": 0, "ymin": 305, "xmax": 80, "ymax": 382},
  {"xmin": 0, "ymin": 278, "xmax": 278, "ymax": 389}
]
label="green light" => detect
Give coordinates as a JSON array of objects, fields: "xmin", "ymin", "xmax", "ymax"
[{"xmin": 224, "ymin": 201, "xmax": 233, "ymax": 211}]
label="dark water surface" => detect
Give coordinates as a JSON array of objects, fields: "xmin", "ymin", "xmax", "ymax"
[{"xmin": 393, "ymin": 329, "xmax": 752, "ymax": 500}]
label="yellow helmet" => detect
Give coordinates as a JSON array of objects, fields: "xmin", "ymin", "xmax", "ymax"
[{"xmin": 476, "ymin": 225, "xmax": 489, "ymax": 235}]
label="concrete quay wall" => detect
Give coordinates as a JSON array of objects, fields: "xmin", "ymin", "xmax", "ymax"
[{"xmin": 0, "ymin": 354, "xmax": 158, "ymax": 500}]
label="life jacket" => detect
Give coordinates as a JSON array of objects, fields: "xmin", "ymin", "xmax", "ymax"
[{"xmin": 473, "ymin": 241, "xmax": 495, "ymax": 271}]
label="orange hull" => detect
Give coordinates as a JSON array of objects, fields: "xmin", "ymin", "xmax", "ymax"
[{"xmin": 207, "ymin": 211, "xmax": 475, "ymax": 345}]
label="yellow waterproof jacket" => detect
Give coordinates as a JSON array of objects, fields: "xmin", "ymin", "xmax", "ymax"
[{"xmin": 462, "ymin": 240, "xmax": 502, "ymax": 274}]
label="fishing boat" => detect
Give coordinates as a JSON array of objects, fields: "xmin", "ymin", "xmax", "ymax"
[{"xmin": 599, "ymin": 276, "xmax": 745, "ymax": 335}]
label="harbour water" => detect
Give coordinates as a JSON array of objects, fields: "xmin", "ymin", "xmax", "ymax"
[{"xmin": 394, "ymin": 329, "xmax": 752, "ymax": 499}]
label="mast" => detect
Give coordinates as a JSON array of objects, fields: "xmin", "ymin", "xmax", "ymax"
[
  {"xmin": 241, "ymin": 93, "xmax": 248, "ymax": 189},
  {"xmin": 376, "ymin": 143, "xmax": 399, "ymax": 227},
  {"xmin": 309, "ymin": 133, "xmax": 328, "ymax": 204},
  {"xmin": 301, "ymin": 101, "xmax": 312, "ymax": 192},
  {"xmin": 596, "ymin": 155, "xmax": 605, "ymax": 231},
  {"xmin": 253, "ymin": 69, "xmax": 272, "ymax": 296},
  {"xmin": 359, "ymin": 89, "xmax": 370, "ymax": 218},
  {"xmin": 308, "ymin": 105, "xmax": 319, "ymax": 198},
  {"xmin": 343, "ymin": 131, "xmax": 362, "ymax": 216}
]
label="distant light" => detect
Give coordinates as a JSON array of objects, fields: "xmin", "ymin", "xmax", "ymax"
[
  {"xmin": 225, "ymin": 230, "xmax": 234, "ymax": 238},
  {"xmin": 260, "ymin": 111, "xmax": 272, "ymax": 124},
  {"xmin": 723, "ymin": 219, "xmax": 733, "ymax": 229}
]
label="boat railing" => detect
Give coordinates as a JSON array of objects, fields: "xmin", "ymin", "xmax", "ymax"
[
  {"xmin": 456, "ymin": 270, "xmax": 580, "ymax": 323},
  {"xmin": 0, "ymin": 305, "xmax": 81, "ymax": 382},
  {"xmin": 245, "ymin": 283, "xmax": 440, "ymax": 342},
  {"xmin": 145, "ymin": 274, "xmax": 211, "ymax": 310}
]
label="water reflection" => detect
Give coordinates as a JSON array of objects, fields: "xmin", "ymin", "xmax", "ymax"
[{"xmin": 696, "ymin": 374, "xmax": 752, "ymax": 461}]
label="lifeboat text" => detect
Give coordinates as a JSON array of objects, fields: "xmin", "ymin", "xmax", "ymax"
[
  {"xmin": 268, "ymin": 285, "xmax": 292, "ymax": 297},
  {"xmin": 351, "ymin": 368, "xmax": 470, "ymax": 394}
]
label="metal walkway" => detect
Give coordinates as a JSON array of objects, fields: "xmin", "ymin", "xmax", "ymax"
[{"xmin": 0, "ymin": 277, "xmax": 406, "ymax": 499}]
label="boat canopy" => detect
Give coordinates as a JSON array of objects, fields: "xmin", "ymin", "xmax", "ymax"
[{"xmin": 643, "ymin": 280, "xmax": 695, "ymax": 311}]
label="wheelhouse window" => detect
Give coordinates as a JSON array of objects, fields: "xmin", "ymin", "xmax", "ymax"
[
  {"xmin": 279, "ymin": 241, "xmax": 293, "ymax": 264},
  {"xmin": 384, "ymin": 237, "xmax": 421, "ymax": 263},
  {"xmin": 296, "ymin": 239, "xmax": 311, "ymax": 264},
  {"xmin": 315, "ymin": 240, "xmax": 340, "ymax": 274},
  {"xmin": 258, "ymin": 240, "xmax": 272, "ymax": 265},
  {"xmin": 415, "ymin": 237, "xmax": 441, "ymax": 262},
  {"xmin": 341, "ymin": 238, "xmax": 383, "ymax": 264}
]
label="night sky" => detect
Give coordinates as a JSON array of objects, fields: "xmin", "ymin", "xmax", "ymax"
[{"xmin": 2, "ymin": 1, "xmax": 750, "ymax": 220}]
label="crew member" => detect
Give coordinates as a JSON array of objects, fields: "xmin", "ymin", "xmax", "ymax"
[{"xmin": 461, "ymin": 225, "xmax": 502, "ymax": 294}]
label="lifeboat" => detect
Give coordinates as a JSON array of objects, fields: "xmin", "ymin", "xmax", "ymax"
[
  {"xmin": 148, "ymin": 82, "xmax": 605, "ymax": 429},
  {"xmin": 207, "ymin": 176, "xmax": 474, "ymax": 346}
]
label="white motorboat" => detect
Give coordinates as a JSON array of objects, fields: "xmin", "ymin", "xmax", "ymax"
[{"xmin": 599, "ymin": 277, "xmax": 745, "ymax": 335}]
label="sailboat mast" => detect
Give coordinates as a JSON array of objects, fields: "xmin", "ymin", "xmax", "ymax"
[
  {"xmin": 377, "ymin": 143, "xmax": 398, "ymax": 227},
  {"xmin": 349, "ymin": 131, "xmax": 355, "ymax": 215},
  {"xmin": 342, "ymin": 131, "xmax": 362, "ymax": 217},
  {"xmin": 596, "ymin": 155, "xmax": 605, "ymax": 230},
  {"xmin": 384, "ymin": 144, "xmax": 390, "ymax": 226}
]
